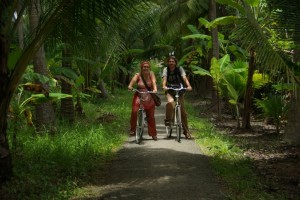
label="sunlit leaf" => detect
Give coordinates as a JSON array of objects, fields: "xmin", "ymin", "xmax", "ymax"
[
  {"xmin": 198, "ymin": 17, "xmax": 211, "ymax": 29},
  {"xmin": 192, "ymin": 65, "xmax": 211, "ymax": 77},
  {"xmin": 182, "ymin": 34, "xmax": 211, "ymax": 40},
  {"xmin": 211, "ymin": 16, "xmax": 237, "ymax": 28}
]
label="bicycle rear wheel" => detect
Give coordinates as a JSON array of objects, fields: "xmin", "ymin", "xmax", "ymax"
[
  {"xmin": 174, "ymin": 106, "xmax": 182, "ymax": 142},
  {"xmin": 136, "ymin": 110, "xmax": 144, "ymax": 144}
]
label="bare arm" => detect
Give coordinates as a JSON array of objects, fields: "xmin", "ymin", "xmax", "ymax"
[
  {"xmin": 182, "ymin": 76, "xmax": 192, "ymax": 91},
  {"xmin": 128, "ymin": 73, "xmax": 139, "ymax": 90},
  {"xmin": 150, "ymin": 71, "xmax": 157, "ymax": 92},
  {"xmin": 162, "ymin": 76, "xmax": 167, "ymax": 90}
]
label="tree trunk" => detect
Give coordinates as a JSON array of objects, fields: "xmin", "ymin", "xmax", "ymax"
[
  {"xmin": 0, "ymin": 0, "xmax": 70, "ymax": 184},
  {"xmin": 29, "ymin": 0, "xmax": 56, "ymax": 133},
  {"xmin": 284, "ymin": 39, "xmax": 300, "ymax": 145},
  {"xmin": 98, "ymin": 79, "xmax": 109, "ymax": 98},
  {"xmin": 0, "ymin": 1, "xmax": 13, "ymax": 182},
  {"xmin": 17, "ymin": 2, "xmax": 24, "ymax": 49},
  {"xmin": 0, "ymin": 98, "xmax": 13, "ymax": 185},
  {"xmin": 284, "ymin": 88, "xmax": 300, "ymax": 145},
  {"xmin": 242, "ymin": 49, "xmax": 255, "ymax": 129},
  {"xmin": 60, "ymin": 45, "xmax": 75, "ymax": 122}
]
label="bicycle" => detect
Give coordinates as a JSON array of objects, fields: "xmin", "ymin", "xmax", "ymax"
[
  {"xmin": 131, "ymin": 89, "xmax": 154, "ymax": 144},
  {"xmin": 165, "ymin": 86, "xmax": 187, "ymax": 142}
]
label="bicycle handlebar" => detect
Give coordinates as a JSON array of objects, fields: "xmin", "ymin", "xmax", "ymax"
[
  {"xmin": 165, "ymin": 87, "xmax": 187, "ymax": 91},
  {"xmin": 130, "ymin": 89, "xmax": 156, "ymax": 94}
]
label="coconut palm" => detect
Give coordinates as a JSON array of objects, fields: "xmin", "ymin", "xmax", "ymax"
[
  {"xmin": 213, "ymin": 0, "xmax": 298, "ymax": 131},
  {"xmin": 208, "ymin": 0, "xmax": 300, "ymax": 143},
  {"xmin": 29, "ymin": 0, "xmax": 56, "ymax": 132},
  {"xmin": 0, "ymin": 0, "xmax": 150, "ymax": 184},
  {"xmin": 266, "ymin": 0, "xmax": 300, "ymax": 144}
]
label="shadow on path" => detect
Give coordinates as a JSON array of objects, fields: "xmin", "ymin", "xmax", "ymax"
[{"xmin": 72, "ymin": 91, "xmax": 225, "ymax": 200}]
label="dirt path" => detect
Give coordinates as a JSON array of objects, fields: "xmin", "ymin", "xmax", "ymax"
[{"xmin": 74, "ymin": 93, "xmax": 225, "ymax": 200}]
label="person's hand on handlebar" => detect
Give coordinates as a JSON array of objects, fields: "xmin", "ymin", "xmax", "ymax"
[
  {"xmin": 186, "ymin": 85, "xmax": 192, "ymax": 91},
  {"xmin": 128, "ymin": 85, "xmax": 133, "ymax": 90},
  {"xmin": 162, "ymin": 86, "xmax": 168, "ymax": 91}
]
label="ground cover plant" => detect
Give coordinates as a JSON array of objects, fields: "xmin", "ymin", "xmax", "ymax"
[
  {"xmin": 0, "ymin": 89, "xmax": 132, "ymax": 200},
  {"xmin": 1, "ymin": 90, "xmax": 298, "ymax": 200},
  {"xmin": 188, "ymin": 95, "xmax": 299, "ymax": 200}
]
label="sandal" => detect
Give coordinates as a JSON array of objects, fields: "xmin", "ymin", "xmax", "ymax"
[
  {"xmin": 184, "ymin": 132, "xmax": 192, "ymax": 139},
  {"xmin": 152, "ymin": 136, "xmax": 158, "ymax": 141},
  {"xmin": 164, "ymin": 119, "xmax": 172, "ymax": 126},
  {"xmin": 129, "ymin": 132, "xmax": 135, "ymax": 136}
]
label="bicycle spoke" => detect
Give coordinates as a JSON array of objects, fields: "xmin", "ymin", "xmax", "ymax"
[
  {"xmin": 136, "ymin": 110, "xmax": 144, "ymax": 144},
  {"xmin": 175, "ymin": 106, "xmax": 182, "ymax": 142}
]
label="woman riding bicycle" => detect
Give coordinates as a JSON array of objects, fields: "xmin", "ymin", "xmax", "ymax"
[
  {"xmin": 128, "ymin": 61, "xmax": 158, "ymax": 140},
  {"xmin": 162, "ymin": 56, "xmax": 192, "ymax": 139}
]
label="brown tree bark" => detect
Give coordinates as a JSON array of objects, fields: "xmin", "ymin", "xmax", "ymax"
[
  {"xmin": 284, "ymin": 42, "xmax": 300, "ymax": 145},
  {"xmin": 242, "ymin": 49, "xmax": 255, "ymax": 129},
  {"xmin": 29, "ymin": 0, "xmax": 56, "ymax": 133},
  {"xmin": 284, "ymin": 88, "xmax": 300, "ymax": 145},
  {"xmin": 60, "ymin": 45, "xmax": 75, "ymax": 122},
  {"xmin": 0, "ymin": 0, "xmax": 13, "ymax": 184},
  {"xmin": 17, "ymin": 2, "xmax": 24, "ymax": 49}
]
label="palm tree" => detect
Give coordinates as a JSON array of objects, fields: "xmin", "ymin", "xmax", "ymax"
[
  {"xmin": 214, "ymin": 0, "xmax": 299, "ymax": 142},
  {"xmin": 214, "ymin": 0, "xmax": 296, "ymax": 128},
  {"xmin": 0, "ymin": 0, "xmax": 150, "ymax": 184},
  {"xmin": 29, "ymin": 0, "xmax": 56, "ymax": 132},
  {"xmin": 267, "ymin": 0, "xmax": 300, "ymax": 144},
  {"xmin": 60, "ymin": 42, "xmax": 75, "ymax": 122}
]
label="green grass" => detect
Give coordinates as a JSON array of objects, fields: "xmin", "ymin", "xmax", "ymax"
[
  {"xmin": 186, "ymin": 101, "xmax": 285, "ymax": 200},
  {"xmin": 2, "ymin": 89, "xmax": 132, "ymax": 200},
  {"xmin": 2, "ymin": 90, "xmax": 286, "ymax": 200}
]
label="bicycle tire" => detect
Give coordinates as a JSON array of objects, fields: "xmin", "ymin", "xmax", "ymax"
[
  {"xmin": 175, "ymin": 106, "xmax": 182, "ymax": 142},
  {"xmin": 166, "ymin": 125, "xmax": 172, "ymax": 138},
  {"xmin": 136, "ymin": 110, "xmax": 144, "ymax": 144}
]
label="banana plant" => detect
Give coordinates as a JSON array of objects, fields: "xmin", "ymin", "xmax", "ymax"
[
  {"xmin": 9, "ymin": 86, "xmax": 72, "ymax": 150},
  {"xmin": 193, "ymin": 54, "xmax": 232, "ymax": 118},
  {"xmin": 193, "ymin": 54, "xmax": 269, "ymax": 127},
  {"xmin": 222, "ymin": 61, "xmax": 248, "ymax": 128}
]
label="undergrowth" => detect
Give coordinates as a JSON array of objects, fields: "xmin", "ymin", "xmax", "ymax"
[
  {"xmin": 1, "ymin": 89, "xmax": 132, "ymax": 200},
  {"xmin": 1, "ymin": 90, "xmax": 288, "ymax": 200},
  {"xmin": 187, "ymin": 101, "xmax": 287, "ymax": 200}
]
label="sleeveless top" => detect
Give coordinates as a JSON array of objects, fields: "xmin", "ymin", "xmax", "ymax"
[
  {"xmin": 133, "ymin": 73, "xmax": 155, "ymax": 108},
  {"xmin": 162, "ymin": 66, "xmax": 186, "ymax": 88}
]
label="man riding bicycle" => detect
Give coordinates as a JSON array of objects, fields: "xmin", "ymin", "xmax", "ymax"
[{"xmin": 162, "ymin": 56, "xmax": 192, "ymax": 139}]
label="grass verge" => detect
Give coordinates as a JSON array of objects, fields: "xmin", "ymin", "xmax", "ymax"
[
  {"xmin": 186, "ymin": 99, "xmax": 287, "ymax": 200},
  {"xmin": 1, "ymin": 89, "xmax": 132, "ymax": 200},
  {"xmin": 1, "ymin": 91, "xmax": 288, "ymax": 200}
]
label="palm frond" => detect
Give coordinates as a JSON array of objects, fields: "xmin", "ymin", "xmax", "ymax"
[
  {"xmin": 159, "ymin": 0, "xmax": 209, "ymax": 37},
  {"xmin": 267, "ymin": 0, "xmax": 300, "ymax": 43},
  {"xmin": 230, "ymin": 2, "xmax": 296, "ymax": 84}
]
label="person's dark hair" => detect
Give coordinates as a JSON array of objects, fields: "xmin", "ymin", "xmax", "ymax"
[{"xmin": 166, "ymin": 56, "xmax": 178, "ymax": 66}]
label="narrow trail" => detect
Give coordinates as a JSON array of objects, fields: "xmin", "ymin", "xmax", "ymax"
[{"xmin": 75, "ymin": 92, "xmax": 225, "ymax": 200}]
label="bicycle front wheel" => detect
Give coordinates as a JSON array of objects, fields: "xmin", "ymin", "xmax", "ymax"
[
  {"xmin": 136, "ymin": 110, "xmax": 144, "ymax": 144},
  {"xmin": 174, "ymin": 106, "xmax": 182, "ymax": 142},
  {"xmin": 166, "ymin": 125, "xmax": 172, "ymax": 138}
]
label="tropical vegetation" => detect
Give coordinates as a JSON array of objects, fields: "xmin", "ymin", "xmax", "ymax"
[{"xmin": 0, "ymin": 0, "xmax": 299, "ymax": 199}]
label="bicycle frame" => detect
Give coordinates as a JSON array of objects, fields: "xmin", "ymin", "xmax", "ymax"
[
  {"xmin": 165, "ymin": 86, "xmax": 186, "ymax": 142},
  {"xmin": 131, "ymin": 89, "xmax": 153, "ymax": 144}
]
